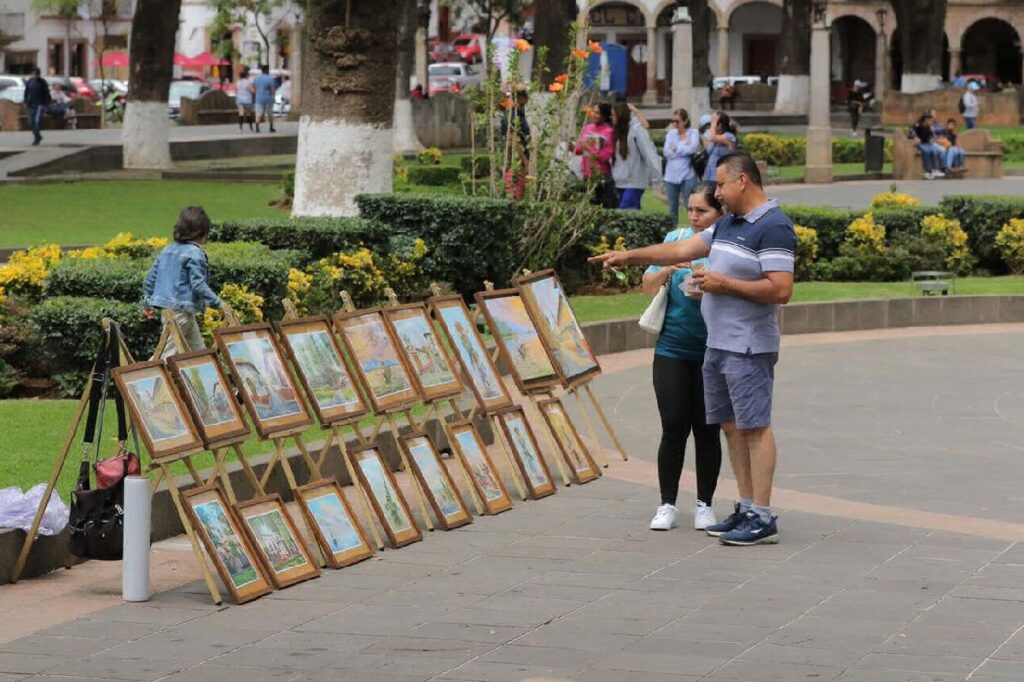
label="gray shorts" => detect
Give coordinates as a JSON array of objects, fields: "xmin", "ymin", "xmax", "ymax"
[
  {"xmin": 703, "ymin": 347, "xmax": 778, "ymax": 430},
  {"xmin": 256, "ymin": 102, "xmax": 273, "ymax": 117}
]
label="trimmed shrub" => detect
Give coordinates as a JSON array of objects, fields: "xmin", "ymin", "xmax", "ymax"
[
  {"xmin": 742, "ymin": 133, "xmax": 805, "ymax": 166},
  {"xmin": 406, "ymin": 165, "xmax": 461, "ymax": 186},
  {"xmin": 996, "ymin": 219, "xmax": 1024, "ymax": 274},
  {"xmin": 210, "ymin": 217, "xmax": 388, "ymax": 260},
  {"xmin": 995, "ymin": 132, "xmax": 1024, "ymax": 163},
  {"xmin": 47, "ymin": 257, "xmax": 148, "ymax": 302},
  {"xmin": 597, "ymin": 209, "xmax": 674, "ymax": 249},
  {"xmin": 781, "ymin": 205, "xmax": 857, "ymax": 260},
  {"xmin": 939, "ymin": 195, "xmax": 1024, "ymax": 272},
  {"xmin": 29, "ymin": 296, "xmax": 160, "ymax": 396},
  {"xmin": 920, "ymin": 214, "xmax": 974, "ymax": 275},
  {"xmin": 872, "ymin": 206, "xmax": 940, "ymax": 240},
  {"xmin": 794, "ymin": 225, "xmax": 819, "ymax": 281}
]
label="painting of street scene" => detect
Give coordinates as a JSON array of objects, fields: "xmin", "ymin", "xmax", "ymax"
[
  {"xmin": 192, "ymin": 499, "xmax": 260, "ymax": 589},
  {"xmin": 545, "ymin": 402, "xmax": 595, "ymax": 478},
  {"xmin": 454, "ymin": 429, "xmax": 505, "ymax": 503},
  {"xmin": 306, "ymin": 490, "xmax": 364, "ymax": 555},
  {"xmin": 125, "ymin": 374, "xmax": 191, "ymax": 443},
  {"xmin": 344, "ymin": 316, "xmax": 413, "ymax": 401},
  {"xmin": 288, "ymin": 329, "xmax": 361, "ymax": 411},
  {"xmin": 392, "ymin": 313, "xmax": 457, "ymax": 389},
  {"xmin": 179, "ymin": 361, "xmax": 236, "ymax": 428},
  {"xmin": 506, "ymin": 414, "xmax": 550, "ymax": 488},
  {"xmin": 483, "ymin": 295, "xmax": 556, "ymax": 382},
  {"xmin": 438, "ymin": 306, "xmax": 503, "ymax": 401},
  {"xmin": 358, "ymin": 453, "xmax": 413, "ymax": 533},
  {"xmin": 244, "ymin": 508, "xmax": 309, "ymax": 575},
  {"xmin": 226, "ymin": 336, "xmax": 303, "ymax": 421},
  {"xmin": 520, "ymin": 275, "xmax": 598, "ymax": 381},
  {"xmin": 408, "ymin": 437, "xmax": 462, "ymax": 519}
]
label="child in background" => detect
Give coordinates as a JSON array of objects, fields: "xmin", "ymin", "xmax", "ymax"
[{"xmin": 143, "ymin": 206, "xmax": 222, "ymax": 359}]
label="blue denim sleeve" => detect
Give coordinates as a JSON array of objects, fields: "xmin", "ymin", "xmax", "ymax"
[
  {"xmin": 143, "ymin": 258, "xmax": 158, "ymax": 303},
  {"xmin": 185, "ymin": 255, "xmax": 221, "ymax": 309}
]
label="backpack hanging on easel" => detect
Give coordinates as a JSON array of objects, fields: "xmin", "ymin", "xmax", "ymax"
[{"xmin": 67, "ymin": 323, "xmax": 141, "ymax": 561}]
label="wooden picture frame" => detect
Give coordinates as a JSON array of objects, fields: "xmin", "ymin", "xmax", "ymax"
[
  {"xmin": 111, "ymin": 360, "xmax": 204, "ymax": 462},
  {"xmin": 475, "ymin": 289, "xmax": 561, "ymax": 394},
  {"xmin": 233, "ymin": 494, "xmax": 320, "ymax": 589},
  {"xmin": 429, "ymin": 295, "xmax": 513, "ymax": 413},
  {"xmin": 215, "ymin": 323, "xmax": 312, "ymax": 439},
  {"xmin": 537, "ymin": 398, "xmax": 600, "ymax": 484},
  {"xmin": 277, "ymin": 316, "xmax": 368, "ymax": 426},
  {"xmin": 348, "ymin": 444, "xmax": 422, "ymax": 548},
  {"xmin": 166, "ymin": 350, "xmax": 251, "ymax": 448},
  {"xmin": 294, "ymin": 477, "xmax": 375, "ymax": 569},
  {"xmin": 384, "ymin": 303, "xmax": 464, "ymax": 402},
  {"xmin": 513, "ymin": 269, "xmax": 601, "ymax": 388},
  {"xmin": 494, "ymin": 406, "xmax": 557, "ymax": 499},
  {"xmin": 448, "ymin": 420, "xmax": 514, "ymax": 515},
  {"xmin": 182, "ymin": 483, "xmax": 273, "ymax": 604},
  {"xmin": 399, "ymin": 432, "xmax": 473, "ymax": 530},
  {"xmin": 333, "ymin": 308, "xmax": 421, "ymax": 414}
]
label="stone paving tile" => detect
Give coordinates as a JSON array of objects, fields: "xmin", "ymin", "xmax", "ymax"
[
  {"xmin": 707, "ymin": 659, "xmax": 843, "ymax": 680},
  {"xmin": 573, "ymin": 669, "xmax": 701, "ymax": 682},
  {"xmin": 512, "ymin": 625, "xmax": 641, "ymax": 653},
  {"xmin": 0, "ymin": 634, "xmax": 117, "ymax": 657},
  {"xmin": 554, "ymin": 613, "xmax": 677, "ymax": 637},
  {"xmin": 187, "ymin": 598, "xmax": 344, "ymax": 632},
  {"xmin": 407, "ymin": 621, "xmax": 529, "ymax": 644},
  {"xmin": 438, "ymin": 660, "xmax": 582, "ymax": 681},
  {"xmin": 850, "ymin": 652, "xmax": 984, "ymax": 676},
  {"xmin": 159, "ymin": 662, "xmax": 299, "ymax": 681},
  {"xmin": 522, "ymin": 570, "xmax": 638, "ymax": 590},
  {"xmin": 590, "ymin": 649, "xmax": 733, "ymax": 677},
  {"xmin": 429, "ymin": 607, "xmax": 559, "ymax": 629},
  {"xmin": 738, "ymin": 642, "xmax": 864, "ymax": 668},
  {"xmin": 359, "ymin": 635, "xmax": 494, "ymax": 659},
  {"xmin": 86, "ymin": 604, "xmax": 211, "ymax": 626},
  {"xmin": 991, "ymin": 627, "xmax": 1024, "ymax": 660},
  {"xmin": 37, "ymin": 618, "xmax": 166, "ymax": 641},
  {"xmin": 479, "ymin": 644, "xmax": 607, "ymax": 669},
  {"xmin": 652, "ymin": 621, "xmax": 776, "ymax": 644},
  {"xmin": 40, "ymin": 656, "xmax": 189, "ymax": 681},
  {"xmin": 293, "ymin": 604, "xmax": 442, "ymax": 636},
  {"xmin": 362, "ymin": 590, "xmax": 487, "ymax": 611},
  {"xmin": 0, "ymin": 653, "xmax": 69, "ymax": 675},
  {"xmin": 972, "ymin": 658, "xmax": 1024, "ymax": 678},
  {"xmin": 493, "ymin": 581, "xmax": 614, "ymax": 604},
  {"xmin": 0, "ymin": 675, "xmax": 27, "ymax": 682},
  {"xmin": 832, "ymin": 669, "xmax": 961, "ymax": 681},
  {"xmin": 766, "ymin": 615, "xmax": 904, "ymax": 652}
]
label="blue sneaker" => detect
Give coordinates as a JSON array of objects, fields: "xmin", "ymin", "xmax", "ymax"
[
  {"xmin": 704, "ymin": 502, "xmax": 746, "ymax": 537},
  {"xmin": 719, "ymin": 512, "xmax": 779, "ymax": 546}
]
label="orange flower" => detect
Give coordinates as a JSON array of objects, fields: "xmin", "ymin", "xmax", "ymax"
[
  {"xmin": 554, "ymin": 74, "xmax": 568, "ymax": 84},
  {"xmin": 514, "ymin": 38, "xmax": 531, "ymax": 52},
  {"xmin": 548, "ymin": 82, "xmax": 564, "ymax": 93},
  {"xmin": 571, "ymin": 48, "xmax": 589, "ymax": 59},
  {"xmin": 499, "ymin": 98, "xmax": 513, "ymax": 109},
  {"xmin": 588, "ymin": 40, "xmax": 603, "ymax": 54}
]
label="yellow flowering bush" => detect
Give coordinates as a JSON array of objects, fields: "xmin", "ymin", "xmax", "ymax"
[
  {"xmin": 794, "ymin": 225, "xmax": 819, "ymax": 281},
  {"xmin": 920, "ymin": 214, "xmax": 973, "ymax": 274},
  {"xmin": 845, "ymin": 213, "xmax": 886, "ymax": 254},
  {"xmin": 379, "ymin": 238, "xmax": 429, "ymax": 299},
  {"xmin": 202, "ymin": 283, "xmax": 265, "ymax": 343},
  {"xmin": 995, "ymin": 218, "xmax": 1024, "ymax": 274},
  {"xmin": 871, "ymin": 190, "xmax": 920, "ymax": 209},
  {"xmin": 0, "ymin": 244, "xmax": 63, "ymax": 302},
  {"xmin": 587, "ymin": 236, "xmax": 641, "ymax": 289},
  {"xmin": 101, "ymin": 232, "xmax": 168, "ymax": 259},
  {"xmin": 416, "ymin": 147, "xmax": 443, "ymax": 165}
]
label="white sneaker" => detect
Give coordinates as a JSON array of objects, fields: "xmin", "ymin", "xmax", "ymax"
[
  {"xmin": 694, "ymin": 501, "xmax": 717, "ymax": 530},
  {"xmin": 933, "ymin": 170, "xmax": 946, "ymax": 178},
  {"xmin": 650, "ymin": 504, "xmax": 679, "ymax": 531}
]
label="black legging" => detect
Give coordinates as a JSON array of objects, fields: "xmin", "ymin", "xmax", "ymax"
[{"xmin": 652, "ymin": 355, "xmax": 722, "ymax": 506}]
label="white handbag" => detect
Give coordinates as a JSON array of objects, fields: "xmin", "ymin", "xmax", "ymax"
[{"xmin": 638, "ymin": 284, "xmax": 668, "ymax": 334}]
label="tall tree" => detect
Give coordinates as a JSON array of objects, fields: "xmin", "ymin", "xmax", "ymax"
[
  {"xmin": 292, "ymin": 0, "xmax": 402, "ymax": 216},
  {"xmin": 122, "ymin": 0, "xmax": 181, "ymax": 169},
  {"xmin": 211, "ymin": 0, "xmax": 293, "ymax": 66},
  {"xmin": 393, "ymin": 0, "xmax": 423, "ymax": 154},
  {"xmin": 457, "ymin": 0, "xmax": 527, "ymax": 44},
  {"xmin": 774, "ymin": 0, "xmax": 810, "ymax": 113},
  {"xmin": 684, "ymin": 0, "xmax": 712, "ymax": 115},
  {"xmin": 532, "ymin": 0, "xmax": 576, "ymax": 85},
  {"xmin": 891, "ymin": 0, "xmax": 947, "ymax": 93}
]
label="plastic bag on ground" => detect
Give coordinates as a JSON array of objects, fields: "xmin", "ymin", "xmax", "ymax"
[{"xmin": 0, "ymin": 484, "xmax": 70, "ymax": 535}]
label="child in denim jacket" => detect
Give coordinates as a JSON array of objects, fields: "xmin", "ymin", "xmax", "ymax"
[{"xmin": 143, "ymin": 206, "xmax": 222, "ymax": 358}]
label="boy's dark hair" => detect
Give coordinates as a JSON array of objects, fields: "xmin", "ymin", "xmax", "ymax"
[
  {"xmin": 718, "ymin": 151, "xmax": 763, "ymax": 188},
  {"xmin": 174, "ymin": 206, "xmax": 212, "ymax": 243}
]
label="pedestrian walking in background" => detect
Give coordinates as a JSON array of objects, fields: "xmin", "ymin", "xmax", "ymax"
[
  {"xmin": 574, "ymin": 102, "xmax": 617, "ymax": 209},
  {"xmin": 663, "ymin": 108, "xmax": 702, "ymax": 225},
  {"xmin": 611, "ymin": 102, "xmax": 662, "ymax": 210},
  {"xmin": 644, "ymin": 181, "xmax": 724, "ymax": 532},
  {"xmin": 703, "ymin": 111, "xmax": 737, "ymax": 182},
  {"xmin": 960, "ymin": 82, "xmax": 980, "ymax": 129},
  {"xmin": 236, "ymin": 67, "xmax": 255, "ymax": 131},
  {"xmin": 24, "ymin": 68, "xmax": 50, "ymax": 146},
  {"xmin": 253, "ymin": 65, "xmax": 277, "ymax": 133}
]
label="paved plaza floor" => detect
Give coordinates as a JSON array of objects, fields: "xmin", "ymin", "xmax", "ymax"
[{"xmin": 2, "ymin": 325, "xmax": 1024, "ymax": 681}]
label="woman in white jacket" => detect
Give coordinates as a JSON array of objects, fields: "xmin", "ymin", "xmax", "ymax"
[
  {"xmin": 662, "ymin": 108, "xmax": 701, "ymax": 225},
  {"xmin": 611, "ymin": 102, "xmax": 663, "ymax": 210}
]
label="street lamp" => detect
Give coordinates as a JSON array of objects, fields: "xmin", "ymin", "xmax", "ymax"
[
  {"xmin": 812, "ymin": 0, "xmax": 828, "ymax": 25},
  {"xmin": 875, "ymin": 7, "xmax": 887, "ymax": 34}
]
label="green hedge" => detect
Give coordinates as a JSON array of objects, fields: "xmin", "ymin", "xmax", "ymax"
[
  {"xmin": 872, "ymin": 206, "xmax": 941, "ymax": 240},
  {"xmin": 47, "ymin": 257, "xmax": 149, "ymax": 303},
  {"xmin": 597, "ymin": 210, "xmax": 674, "ymax": 249},
  {"xmin": 939, "ymin": 194, "xmax": 1024, "ymax": 272},
  {"xmin": 461, "ymin": 155, "xmax": 491, "ymax": 178},
  {"xmin": 406, "ymin": 165, "xmax": 461, "ymax": 186},
  {"xmin": 29, "ymin": 296, "xmax": 161, "ymax": 395},
  {"xmin": 995, "ymin": 133, "xmax": 1024, "ymax": 163},
  {"xmin": 210, "ymin": 217, "xmax": 388, "ymax": 261},
  {"xmin": 782, "ymin": 205, "xmax": 857, "ymax": 260}
]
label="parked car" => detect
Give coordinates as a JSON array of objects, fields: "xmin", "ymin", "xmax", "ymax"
[
  {"xmin": 428, "ymin": 62, "xmax": 476, "ymax": 95},
  {"xmin": 0, "ymin": 74, "xmax": 26, "ymax": 93},
  {"xmin": 0, "ymin": 85, "xmax": 24, "ymax": 104},
  {"xmin": 47, "ymin": 76, "xmax": 97, "ymax": 99},
  {"xmin": 168, "ymin": 79, "xmax": 210, "ymax": 119},
  {"xmin": 452, "ymin": 34, "xmax": 482, "ymax": 63},
  {"xmin": 429, "ymin": 39, "xmax": 460, "ymax": 63}
]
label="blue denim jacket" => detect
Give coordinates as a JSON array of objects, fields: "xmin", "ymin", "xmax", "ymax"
[{"xmin": 143, "ymin": 242, "xmax": 221, "ymax": 313}]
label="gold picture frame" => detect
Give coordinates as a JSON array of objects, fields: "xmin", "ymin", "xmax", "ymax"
[
  {"xmin": 537, "ymin": 398, "xmax": 600, "ymax": 484},
  {"xmin": 494, "ymin": 406, "xmax": 557, "ymax": 499},
  {"xmin": 215, "ymin": 323, "xmax": 313, "ymax": 439},
  {"xmin": 233, "ymin": 493, "xmax": 321, "ymax": 589},
  {"xmin": 429, "ymin": 295, "xmax": 513, "ymax": 413},
  {"xmin": 348, "ymin": 444, "xmax": 422, "ymax": 548},
  {"xmin": 277, "ymin": 316, "xmax": 368, "ymax": 426},
  {"xmin": 111, "ymin": 360, "xmax": 204, "ymax": 462},
  {"xmin": 399, "ymin": 432, "xmax": 473, "ymax": 530},
  {"xmin": 182, "ymin": 483, "xmax": 273, "ymax": 604},
  {"xmin": 333, "ymin": 308, "xmax": 421, "ymax": 414},
  {"xmin": 475, "ymin": 288, "xmax": 561, "ymax": 394},
  {"xmin": 166, "ymin": 350, "xmax": 251, "ymax": 449},
  {"xmin": 448, "ymin": 420, "xmax": 514, "ymax": 515},
  {"xmin": 384, "ymin": 303, "xmax": 464, "ymax": 402},
  {"xmin": 294, "ymin": 477, "xmax": 375, "ymax": 569}
]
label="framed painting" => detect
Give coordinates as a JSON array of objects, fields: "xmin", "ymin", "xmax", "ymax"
[
  {"xmin": 475, "ymin": 289, "xmax": 561, "ymax": 394},
  {"xmin": 348, "ymin": 445, "xmax": 422, "ymax": 548},
  {"xmin": 495, "ymin": 406, "xmax": 557, "ymax": 499},
  {"xmin": 167, "ymin": 350, "xmax": 250, "ymax": 448},
  {"xmin": 334, "ymin": 309, "xmax": 421, "ymax": 414},
  {"xmin": 277, "ymin": 316, "xmax": 367, "ymax": 426},
  {"xmin": 215, "ymin": 323, "xmax": 312, "ymax": 439},
  {"xmin": 112, "ymin": 360, "xmax": 204, "ymax": 462},
  {"xmin": 234, "ymin": 494, "xmax": 320, "ymax": 589},
  {"xmin": 294, "ymin": 477, "xmax": 375, "ymax": 569},
  {"xmin": 448, "ymin": 420, "xmax": 514, "ymax": 515},
  {"xmin": 400, "ymin": 432, "xmax": 472, "ymax": 530},
  {"xmin": 537, "ymin": 398, "xmax": 600, "ymax": 484},
  {"xmin": 514, "ymin": 270, "xmax": 601, "ymax": 388},
  {"xmin": 182, "ymin": 483, "xmax": 273, "ymax": 604},
  {"xmin": 384, "ymin": 303, "xmax": 463, "ymax": 402},
  {"xmin": 429, "ymin": 295, "xmax": 513, "ymax": 413}
]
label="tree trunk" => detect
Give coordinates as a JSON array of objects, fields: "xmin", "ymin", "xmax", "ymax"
[
  {"xmin": 532, "ymin": 0, "xmax": 576, "ymax": 85},
  {"xmin": 293, "ymin": 0, "xmax": 402, "ymax": 217},
  {"xmin": 774, "ymin": 0, "xmax": 811, "ymax": 113},
  {"xmin": 414, "ymin": 0, "xmax": 430, "ymax": 91},
  {"xmin": 123, "ymin": 0, "xmax": 181, "ymax": 169},
  {"xmin": 686, "ymin": 0, "xmax": 712, "ymax": 115},
  {"xmin": 393, "ymin": 0, "xmax": 423, "ymax": 154},
  {"xmin": 892, "ymin": 0, "xmax": 947, "ymax": 93}
]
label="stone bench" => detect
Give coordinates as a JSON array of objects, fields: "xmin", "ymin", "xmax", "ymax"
[
  {"xmin": 179, "ymin": 89, "xmax": 237, "ymax": 126},
  {"xmin": 892, "ymin": 128, "xmax": 1003, "ymax": 180},
  {"xmin": 0, "ymin": 98, "xmax": 101, "ymax": 131},
  {"xmin": 712, "ymin": 83, "xmax": 777, "ymax": 112}
]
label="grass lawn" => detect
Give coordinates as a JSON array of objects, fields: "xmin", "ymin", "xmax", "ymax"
[{"xmin": 0, "ymin": 181, "xmax": 285, "ymax": 248}]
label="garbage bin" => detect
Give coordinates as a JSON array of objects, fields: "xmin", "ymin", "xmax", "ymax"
[{"xmin": 864, "ymin": 127, "xmax": 885, "ymax": 172}]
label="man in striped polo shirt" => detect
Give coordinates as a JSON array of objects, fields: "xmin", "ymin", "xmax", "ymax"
[{"xmin": 590, "ymin": 151, "xmax": 796, "ymax": 546}]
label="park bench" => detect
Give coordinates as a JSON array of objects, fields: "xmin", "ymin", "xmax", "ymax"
[
  {"xmin": 912, "ymin": 271, "xmax": 955, "ymax": 296},
  {"xmin": 892, "ymin": 128, "xmax": 1003, "ymax": 181},
  {"xmin": 179, "ymin": 89, "xmax": 236, "ymax": 126},
  {"xmin": 711, "ymin": 83, "xmax": 777, "ymax": 112},
  {"xmin": 0, "ymin": 97, "xmax": 101, "ymax": 131}
]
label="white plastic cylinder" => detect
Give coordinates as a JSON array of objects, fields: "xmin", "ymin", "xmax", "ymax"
[{"xmin": 122, "ymin": 476, "xmax": 151, "ymax": 602}]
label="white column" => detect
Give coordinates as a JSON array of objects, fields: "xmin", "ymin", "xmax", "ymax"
[
  {"xmin": 805, "ymin": 18, "xmax": 832, "ymax": 184},
  {"xmin": 671, "ymin": 8, "xmax": 694, "ymax": 112},
  {"xmin": 875, "ymin": 29, "xmax": 887, "ymax": 102},
  {"xmin": 717, "ymin": 27, "xmax": 730, "ymax": 76},
  {"xmin": 642, "ymin": 25, "xmax": 658, "ymax": 105}
]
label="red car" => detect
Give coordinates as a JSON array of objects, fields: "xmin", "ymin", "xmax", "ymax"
[
  {"xmin": 429, "ymin": 39, "xmax": 460, "ymax": 63},
  {"xmin": 452, "ymin": 34, "xmax": 482, "ymax": 63},
  {"xmin": 49, "ymin": 76, "xmax": 97, "ymax": 99}
]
